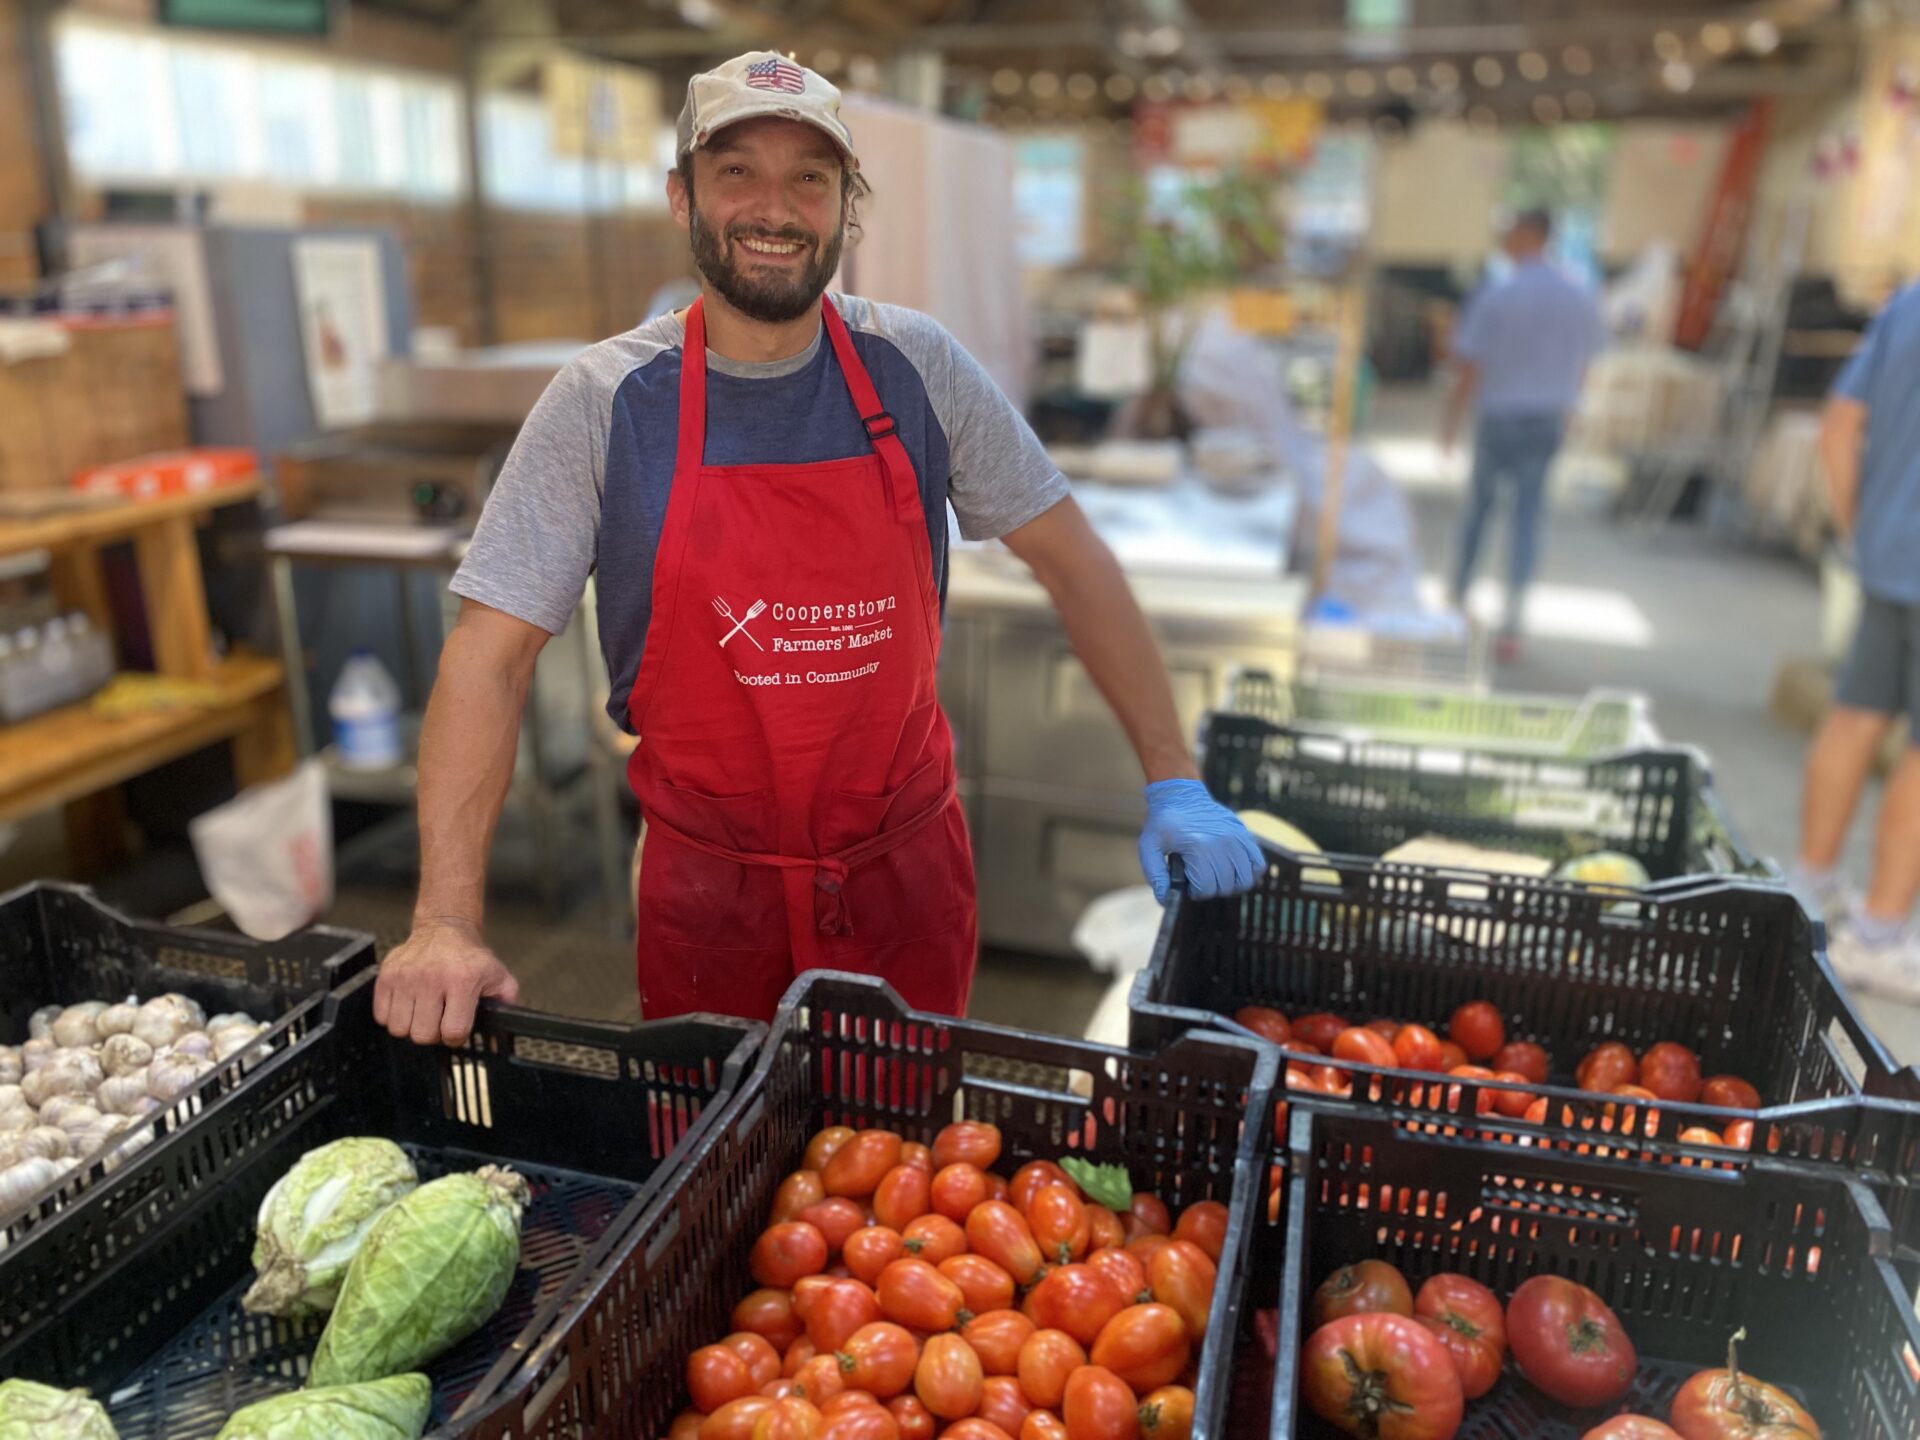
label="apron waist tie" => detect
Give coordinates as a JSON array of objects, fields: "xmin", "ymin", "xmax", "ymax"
[{"xmin": 643, "ymin": 782, "xmax": 956, "ymax": 969}]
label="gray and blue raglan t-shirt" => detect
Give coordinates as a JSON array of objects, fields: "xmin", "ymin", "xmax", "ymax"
[{"xmin": 449, "ymin": 294, "xmax": 1069, "ymax": 731}]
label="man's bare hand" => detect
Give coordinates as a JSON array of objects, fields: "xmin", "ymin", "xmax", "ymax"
[{"xmin": 373, "ymin": 918, "xmax": 520, "ymax": 1046}]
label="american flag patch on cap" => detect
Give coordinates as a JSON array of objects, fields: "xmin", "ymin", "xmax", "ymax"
[{"xmin": 745, "ymin": 56, "xmax": 806, "ymax": 93}]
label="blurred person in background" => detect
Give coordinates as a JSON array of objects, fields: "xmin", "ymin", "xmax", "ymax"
[
  {"xmin": 371, "ymin": 53, "xmax": 1262, "ymax": 1043},
  {"xmin": 1795, "ymin": 281, "xmax": 1920, "ymax": 998},
  {"xmin": 1442, "ymin": 208, "xmax": 1606, "ymax": 664}
]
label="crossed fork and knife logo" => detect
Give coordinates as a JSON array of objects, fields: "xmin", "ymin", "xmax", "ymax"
[{"xmin": 713, "ymin": 596, "xmax": 766, "ymax": 650}]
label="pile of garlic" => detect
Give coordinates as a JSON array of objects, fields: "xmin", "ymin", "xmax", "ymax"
[{"xmin": 0, "ymin": 995, "xmax": 272, "ymax": 1220}]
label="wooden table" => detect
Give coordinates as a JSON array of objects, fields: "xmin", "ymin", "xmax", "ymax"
[{"xmin": 0, "ymin": 482, "xmax": 294, "ymax": 863}]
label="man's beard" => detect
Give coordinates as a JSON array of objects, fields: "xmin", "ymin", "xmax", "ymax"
[{"xmin": 689, "ymin": 203, "xmax": 844, "ymax": 324}]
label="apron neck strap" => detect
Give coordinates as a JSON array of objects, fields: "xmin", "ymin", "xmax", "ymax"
[
  {"xmin": 677, "ymin": 297, "xmax": 711, "ymax": 476},
  {"xmin": 821, "ymin": 298, "xmax": 923, "ymax": 525}
]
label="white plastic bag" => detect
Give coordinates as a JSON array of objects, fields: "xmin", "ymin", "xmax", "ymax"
[{"xmin": 189, "ymin": 760, "xmax": 333, "ymax": 939}]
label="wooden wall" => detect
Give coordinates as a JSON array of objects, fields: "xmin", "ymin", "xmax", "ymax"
[{"xmin": 0, "ymin": 0, "xmax": 48, "ymax": 287}]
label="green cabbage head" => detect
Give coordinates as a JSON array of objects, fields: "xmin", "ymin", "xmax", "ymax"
[
  {"xmin": 245, "ymin": 1137, "xmax": 420, "ymax": 1317},
  {"xmin": 1554, "ymin": 850, "xmax": 1652, "ymax": 889},
  {"xmin": 0, "ymin": 1379, "xmax": 118, "ymax": 1439},
  {"xmin": 214, "ymin": 1374, "xmax": 430, "ymax": 1440},
  {"xmin": 308, "ymin": 1165, "xmax": 529, "ymax": 1387}
]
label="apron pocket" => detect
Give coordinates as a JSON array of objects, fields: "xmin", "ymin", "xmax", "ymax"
[
  {"xmin": 828, "ymin": 755, "xmax": 946, "ymax": 852},
  {"xmin": 650, "ymin": 779, "xmax": 778, "ymax": 855}
]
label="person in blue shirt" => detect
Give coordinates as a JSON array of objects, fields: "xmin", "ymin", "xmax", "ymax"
[
  {"xmin": 1795, "ymin": 282, "xmax": 1920, "ymax": 999},
  {"xmin": 1442, "ymin": 208, "xmax": 1606, "ymax": 663}
]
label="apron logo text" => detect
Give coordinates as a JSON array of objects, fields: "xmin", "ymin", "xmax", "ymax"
[{"xmin": 737, "ymin": 662, "xmax": 882, "ymax": 687}]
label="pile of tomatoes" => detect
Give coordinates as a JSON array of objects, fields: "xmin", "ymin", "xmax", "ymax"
[
  {"xmin": 1237, "ymin": 1000, "xmax": 1764, "ymax": 1146},
  {"xmin": 668, "ymin": 1121, "xmax": 1228, "ymax": 1440},
  {"xmin": 1297, "ymin": 1257, "xmax": 1820, "ymax": 1440}
]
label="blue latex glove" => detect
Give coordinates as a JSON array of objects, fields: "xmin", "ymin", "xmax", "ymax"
[{"xmin": 1138, "ymin": 779, "xmax": 1264, "ymax": 904}]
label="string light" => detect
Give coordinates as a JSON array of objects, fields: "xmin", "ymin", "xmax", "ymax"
[
  {"xmin": 1142, "ymin": 73, "xmax": 1174, "ymax": 102},
  {"xmin": 1700, "ymin": 22, "xmax": 1734, "ymax": 55},
  {"xmin": 1183, "ymin": 72, "xmax": 1217, "ymax": 101},
  {"xmin": 1661, "ymin": 59, "xmax": 1695, "ymax": 92},
  {"xmin": 1028, "ymin": 71, "xmax": 1060, "ymax": 99},
  {"xmin": 1746, "ymin": 19, "xmax": 1781, "ymax": 55},
  {"xmin": 1429, "ymin": 60, "xmax": 1461, "ymax": 90},
  {"xmin": 1532, "ymin": 94, "xmax": 1563, "ymax": 124},
  {"xmin": 991, "ymin": 68, "xmax": 1022, "ymax": 97},
  {"xmin": 812, "ymin": 48, "xmax": 841, "ymax": 73},
  {"xmin": 1518, "ymin": 51, "xmax": 1549, "ymax": 82},
  {"xmin": 1304, "ymin": 71, "xmax": 1335, "ymax": 99},
  {"xmin": 1104, "ymin": 73, "xmax": 1137, "ymax": 102},
  {"xmin": 1654, "ymin": 31, "xmax": 1685, "ymax": 62},
  {"xmin": 1473, "ymin": 56, "xmax": 1504, "ymax": 87},
  {"xmin": 1222, "ymin": 73, "xmax": 1253, "ymax": 101},
  {"xmin": 1345, "ymin": 69, "xmax": 1378, "ymax": 97},
  {"xmin": 1261, "ymin": 72, "xmax": 1294, "ymax": 98},
  {"xmin": 1563, "ymin": 46, "xmax": 1593, "ymax": 76},
  {"xmin": 1067, "ymin": 72, "xmax": 1098, "ymax": 101},
  {"xmin": 1386, "ymin": 65, "xmax": 1417, "ymax": 95}
]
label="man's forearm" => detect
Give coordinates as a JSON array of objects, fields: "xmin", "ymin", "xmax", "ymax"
[
  {"xmin": 1442, "ymin": 364, "xmax": 1477, "ymax": 446},
  {"xmin": 1819, "ymin": 400, "xmax": 1866, "ymax": 534},
  {"xmin": 412, "ymin": 629, "xmax": 534, "ymax": 929}
]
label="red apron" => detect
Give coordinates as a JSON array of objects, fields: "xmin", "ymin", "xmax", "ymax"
[{"xmin": 624, "ymin": 297, "xmax": 977, "ymax": 1021}]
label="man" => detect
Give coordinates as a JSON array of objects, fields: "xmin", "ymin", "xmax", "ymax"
[
  {"xmin": 1793, "ymin": 282, "xmax": 1920, "ymax": 998},
  {"xmin": 372, "ymin": 53, "xmax": 1262, "ymax": 1045},
  {"xmin": 1443, "ymin": 208, "xmax": 1605, "ymax": 663}
]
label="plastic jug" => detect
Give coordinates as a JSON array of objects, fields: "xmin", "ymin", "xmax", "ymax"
[{"xmin": 328, "ymin": 650, "xmax": 403, "ymax": 770}]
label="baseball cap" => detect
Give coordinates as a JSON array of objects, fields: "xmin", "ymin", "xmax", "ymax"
[{"xmin": 676, "ymin": 52, "xmax": 858, "ymax": 168}]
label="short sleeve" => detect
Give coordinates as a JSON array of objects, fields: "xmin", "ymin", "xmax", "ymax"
[
  {"xmin": 450, "ymin": 358, "xmax": 607, "ymax": 634},
  {"xmin": 936, "ymin": 329, "xmax": 1069, "ymax": 541},
  {"xmin": 1452, "ymin": 285, "xmax": 1491, "ymax": 364}
]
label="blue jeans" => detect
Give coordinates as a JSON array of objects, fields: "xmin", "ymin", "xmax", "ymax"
[{"xmin": 1452, "ymin": 413, "xmax": 1565, "ymax": 634}]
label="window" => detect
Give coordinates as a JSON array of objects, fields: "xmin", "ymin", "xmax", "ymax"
[
  {"xmin": 55, "ymin": 15, "xmax": 465, "ymax": 201},
  {"xmin": 477, "ymin": 91, "xmax": 671, "ymax": 215},
  {"xmin": 1013, "ymin": 133, "xmax": 1085, "ymax": 268}
]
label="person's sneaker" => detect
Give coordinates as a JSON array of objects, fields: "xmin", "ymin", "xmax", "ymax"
[
  {"xmin": 1786, "ymin": 869, "xmax": 1857, "ymax": 928},
  {"xmin": 1827, "ymin": 921, "xmax": 1920, "ymax": 1003}
]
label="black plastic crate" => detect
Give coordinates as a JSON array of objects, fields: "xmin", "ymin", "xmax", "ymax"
[
  {"xmin": 1, "ymin": 882, "xmax": 377, "ymax": 1281},
  {"xmin": 1264, "ymin": 1106, "xmax": 1920, "ymax": 1439},
  {"xmin": 1131, "ymin": 847, "xmax": 1920, "ymax": 1177},
  {"xmin": 1201, "ymin": 712, "xmax": 1767, "ymax": 881},
  {"xmin": 455, "ymin": 970, "xmax": 1281, "ymax": 1440},
  {"xmin": 0, "ymin": 967, "xmax": 762, "ymax": 1438}
]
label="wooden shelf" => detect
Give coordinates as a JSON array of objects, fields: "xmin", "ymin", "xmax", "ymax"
[
  {"xmin": 0, "ymin": 654, "xmax": 287, "ymax": 825},
  {"xmin": 0, "ymin": 478, "xmax": 263, "ymax": 560}
]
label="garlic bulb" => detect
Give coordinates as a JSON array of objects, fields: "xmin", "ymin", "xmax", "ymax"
[
  {"xmin": 0, "ymin": 1083, "xmax": 22, "ymax": 1115},
  {"xmin": 147, "ymin": 1053, "xmax": 212, "ymax": 1104},
  {"xmin": 21, "ymin": 1037, "xmax": 56, "ymax": 1072},
  {"xmin": 97, "ymin": 1070, "xmax": 151, "ymax": 1116},
  {"xmin": 162, "ymin": 1030, "xmax": 215, "ymax": 1062},
  {"xmin": 165, "ymin": 993, "xmax": 207, "ymax": 1028},
  {"xmin": 0, "ymin": 1155, "xmax": 63, "ymax": 1211},
  {"xmin": 214, "ymin": 1023, "xmax": 270, "ymax": 1064},
  {"xmin": 96, "ymin": 1000, "xmax": 140, "ymax": 1038},
  {"xmin": 71, "ymin": 1114, "xmax": 129, "ymax": 1159},
  {"xmin": 132, "ymin": 997, "xmax": 195, "ymax": 1048},
  {"xmin": 27, "ymin": 1004, "xmax": 60, "ymax": 1041},
  {"xmin": 0, "ymin": 1047, "xmax": 21, "ymax": 1085},
  {"xmin": 51, "ymin": 1001, "xmax": 109, "ymax": 1049},
  {"xmin": 19, "ymin": 1125, "xmax": 71, "ymax": 1161},
  {"xmin": 100, "ymin": 1033, "xmax": 153, "ymax": 1077},
  {"xmin": 21, "ymin": 1051, "xmax": 102, "ymax": 1108},
  {"xmin": 36, "ymin": 1094, "xmax": 96, "ymax": 1130},
  {"xmin": 124, "ymin": 1094, "xmax": 163, "ymax": 1121},
  {"xmin": 206, "ymin": 1011, "xmax": 255, "ymax": 1035},
  {"xmin": 51, "ymin": 1103, "xmax": 103, "ymax": 1138}
]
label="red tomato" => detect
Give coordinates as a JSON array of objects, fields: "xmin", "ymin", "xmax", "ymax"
[
  {"xmin": 1086, "ymin": 1246, "xmax": 1150, "ymax": 1305},
  {"xmin": 673, "ymin": 1411, "xmax": 708, "ymax": 1440},
  {"xmin": 1435, "ymin": 1040, "xmax": 1469, "ymax": 1072},
  {"xmin": 1332, "ymin": 1027, "xmax": 1398, "ymax": 1069},
  {"xmin": 801, "ymin": 1198, "xmax": 869, "ymax": 1255},
  {"xmin": 1448, "ymin": 1001, "xmax": 1506, "ymax": 1062},
  {"xmin": 933, "ymin": 1121, "xmax": 1004, "ymax": 1172},
  {"xmin": 1293, "ymin": 1012, "xmax": 1349, "ymax": 1053},
  {"xmin": 1011, "ymin": 1161, "xmax": 1078, "ymax": 1213},
  {"xmin": 1027, "ymin": 1264, "xmax": 1128, "ymax": 1346},
  {"xmin": 1488, "ymin": 1070, "xmax": 1538, "ymax": 1119},
  {"xmin": 1022, "ymin": 1412, "xmax": 1069, "ymax": 1440},
  {"xmin": 752, "ymin": 1397, "xmax": 825, "ymax": 1440},
  {"xmin": 821, "ymin": 1402, "xmax": 899, "ymax": 1440},
  {"xmin": 1061, "ymin": 1365, "xmax": 1141, "ymax": 1440},
  {"xmin": 1300, "ymin": 1313, "xmax": 1463, "ymax": 1440},
  {"xmin": 1085, "ymin": 1203, "xmax": 1128, "ymax": 1252},
  {"xmin": 784, "ymin": 1338, "xmax": 817, "ymax": 1379},
  {"xmin": 1491, "ymin": 1041, "xmax": 1551, "ymax": 1084},
  {"xmin": 886, "ymin": 1396, "xmax": 934, "ymax": 1440},
  {"xmin": 1506, "ymin": 1276, "xmax": 1637, "ymax": 1408},
  {"xmin": 794, "ymin": 1355, "xmax": 849, "ymax": 1406},
  {"xmin": 1233, "ymin": 1005, "xmax": 1292, "ymax": 1045},
  {"xmin": 1581, "ymin": 1421, "xmax": 1681, "ymax": 1439},
  {"xmin": 876, "ymin": 1258, "xmax": 966, "ymax": 1332},
  {"xmin": 1365, "ymin": 1017, "xmax": 1403, "ymax": 1040},
  {"xmin": 1722, "ymin": 1119, "xmax": 1756, "ymax": 1151},
  {"xmin": 838, "ymin": 1323, "xmax": 919, "ymax": 1400},
  {"xmin": 874, "ymin": 1166, "xmax": 933, "ymax": 1232},
  {"xmin": 940, "ymin": 1254, "xmax": 1017, "ymax": 1316},
  {"xmin": 1699, "ymin": 1075, "xmax": 1762, "ymax": 1110},
  {"xmin": 691, "ymin": 1345, "xmax": 761, "ymax": 1413},
  {"xmin": 914, "ymin": 1333, "xmax": 984, "ymax": 1420},
  {"xmin": 899, "ymin": 1143, "xmax": 934, "ymax": 1173},
  {"xmin": 977, "ymin": 1376, "xmax": 1034, "ymax": 1437},
  {"xmin": 1030, "ymin": 1184, "xmax": 1093, "ymax": 1265},
  {"xmin": 1017, "ymin": 1329, "xmax": 1089, "ymax": 1410},
  {"xmin": 932, "ymin": 1164, "xmax": 993, "ymax": 1222},
  {"xmin": 1127, "ymin": 1234, "xmax": 1173, "ymax": 1272},
  {"xmin": 1310, "ymin": 1259, "xmax": 1413, "ymax": 1328},
  {"xmin": 962, "ymin": 1310, "xmax": 1036, "ymax": 1375},
  {"xmin": 1089, "ymin": 1303, "xmax": 1191, "ymax": 1393},
  {"xmin": 1136, "ymin": 1386, "xmax": 1194, "ymax": 1440},
  {"xmin": 1412, "ymin": 1273, "xmax": 1506, "ymax": 1400},
  {"xmin": 734, "ymin": 1289, "xmax": 805, "ymax": 1353},
  {"xmin": 945, "ymin": 1423, "xmax": 1015, "ymax": 1440},
  {"xmin": 820, "ymin": 1392, "xmax": 878, "ymax": 1417},
  {"xmin": 984, "ymin": 1173, "xmax": 1011, "ymax": 1204},
  {"xmin": 806, "ymin": 1279, "xmax": 884, "ymax": 1352},
  {"xmin": 773, "ymin": 1171, "xmax": 828, "ymax": 1224},
  {"xmin": 1170, "ymin": 1200, "xmax": 1228, "ymax": 1262},
  {"xmin": 845, "ymin": 1228, "xmax": 906, "ymax": 1288},
  {"xmin": 824, "ymin": 1132, "xmax": 905, "ymax": 1200},
  {"xmin": 793, "ymin": 1275, "xmax": 837, "ymax": 1322},
  {"xmin": 704, "ymin": 1398, "xmax": 778, "ymax": 1440},
  {"xmin": 966, "ymin": 1201, "xmax": 1047, "ymax": 1285},
  {"xmin": 1146, "ymin": 1240, "xmax": 1217, "ymax": 1341},
  {"xmin": 724, "ymin": 1332, "xmax": 786, "ymax": 1388},
  {"xmin": 1670, "ymin": 1331, "xmax": 1821, "ymax": 1439},
  {"xmin": 1125, "ymin": 1192, "xmax": 1172, "ymax": 1240},
  {"xmin": 1392, "ymin": 1024, "xmax": 1445, "ymax": 1072},
  {"xmin": 754, "ymin": 1224, "xmax": 830, "ymax": 1289},
  {"xmin": 901, "ymin": 1214, "xmax": 968, "ymax": 1266},
  {"xmin": 1577, "ymin": 1042, "xmax": 1639, "ymax": 1093},
  {"xmin": 804, "ymin": 1128, "xmax": 857, "ymax": 1174},
  {"xmin": 1639, "ymin": 1042, "xmax": 1703, "ymax": 1103}
]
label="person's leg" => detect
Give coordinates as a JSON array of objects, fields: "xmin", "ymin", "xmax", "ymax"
[
  {"xmin": 1502, "ymin": 417, "xmax": 1561, "ymax": 637},
  {"xmin": 1452, "ymin": 418, "xmax": 1505, "ymax": 607},
  {"xmin": 1860, "ymin": 600, "xmax": 1920, "ymax": 926},
  {"xmin": 1800, "ymin": 596, "xmax": 1901, "ymax": 879}
]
